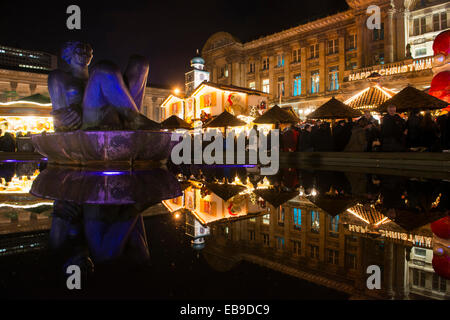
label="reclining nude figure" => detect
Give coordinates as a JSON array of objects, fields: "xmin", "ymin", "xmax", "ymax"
[{"xmin": 48, "ymin": 41, "xmax": 159, "ymax": 131}]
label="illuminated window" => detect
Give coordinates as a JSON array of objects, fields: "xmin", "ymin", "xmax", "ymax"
[
  {"xmin": 329, "ymin": 215, "xmax": 339, "ymax": 237},
  {"xmin": 293, "ymin": 73, "xmax": 301, "ymax": 97},
  {"xmin": 262, "ymin": 214, "xmax": 270, "ymax": 225},
  {"xmin": 276, "ymin": 54, "xmax": 284, "ymax": 67},
  {"xmin": 262, "ymin": 79, "xmax": 270, "ymax": 94},
  {"xmin": 248, "ymin": 82, "xmax": 256, "ymax": 90},
  {"xmin": 293, "ymin": 208, "xmax": 302, "ymax": 230},
  {"xmin": 310, "ymin": 71, "xmax": 320, "ymax": 94},
  {"xmin": 311, "ymin": 211, "xmax": 320, "ymax": 233},
  {"xmin": 328, "ymin": 67, "xmax": 339, "ymax": 91}
]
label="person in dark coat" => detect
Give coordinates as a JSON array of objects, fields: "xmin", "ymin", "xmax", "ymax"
[
  {"xmin": 298, "ymin": 124, "xmax": 314, "ymax": 152},
  {"xmin": 312, "ymin": 121, "xmax": 333, "ymax": 151},
  {"xmin": 436, "ymin": 112, "xmax": 449, "ymax": 150},
  {"xmin": 0, "ymin": 132, "xmax": 16, "ymax": 152},
  {"xmin": 406, "ymin": 110, "xmax": 423, "ymax": 149},
  {"xmin": 419, "ymin": 112, "xmax": 441, "ymax": 152},
  {"xmin": 333, "ymin": 120, "xmax": 352, "ymax": 151},
  {"xmin": 381, "ymin": 105, "xmax": 407, "ymax": 152}
]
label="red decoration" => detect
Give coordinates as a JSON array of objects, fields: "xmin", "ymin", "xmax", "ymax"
[
  {"xmin": 429, "ymin": 71, "xmax": 450, "ymax": 103},
  {"xmin": 433, "ymin": 30, "xmax": 450, "ymax": 56},
  {"xmin": 431, "ymin": 216, "xmax": 450, "ymax": 239},
  {"xmin": 432, "ymin": 254, "xmax": 450, "ymax": 280}
]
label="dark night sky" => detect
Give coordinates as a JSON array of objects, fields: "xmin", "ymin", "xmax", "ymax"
[{"xmin": 0, "ymin": 0, "xmax": 349, "ymax": 89}]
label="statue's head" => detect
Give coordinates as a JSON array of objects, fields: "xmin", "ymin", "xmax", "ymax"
[{"xmin": 61, "ymin": 41, "xmax": 93, "ymax": 68}]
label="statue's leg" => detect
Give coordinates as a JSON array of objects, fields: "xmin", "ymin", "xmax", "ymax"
[
  {"xmin": 82, "ymin": 60, "xmax": 159, "ymax": 130},
  {"xmin": 124, "ymin": 55, "xmax": 149, "ymax": 112}
]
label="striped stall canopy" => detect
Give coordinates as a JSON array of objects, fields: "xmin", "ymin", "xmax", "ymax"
[{"xmin": 345, "ymin": 85, "xmax": 397, "ymax": 111}]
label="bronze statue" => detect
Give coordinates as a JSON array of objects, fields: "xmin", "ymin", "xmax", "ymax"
[{"xmin": 48, "ymin": 41, "xmax": 159, "ymax": 131}]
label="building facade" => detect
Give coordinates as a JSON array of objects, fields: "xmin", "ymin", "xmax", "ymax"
[{"xmin": 201, "ymin": 0, "xmax": 449, "ymax": 117}]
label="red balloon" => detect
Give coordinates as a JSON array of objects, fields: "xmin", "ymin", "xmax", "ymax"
[
  {"xmin": 431, "ymin": 216, "xmax": 450, "ymax": 239},
  {"xmin": 429, "ymin": 71, "xmax": 450, "ymax": 104},
  {"xmin": 433, "ymin": 30, "xmax": 450, "ymax": 56},
  {"xmin": 432, "ymin": 254, "xmax": 450, "ymax": 280}
]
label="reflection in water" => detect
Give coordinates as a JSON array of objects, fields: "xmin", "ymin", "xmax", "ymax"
[
  {"xmin": 0, "ymin": 162, "xmax": 447, "ymax": 300},
  {"xmin": 30, "ymin": 167, "xmax": 182, "ymax": 281},
  {"xmin": 165, "ymin": 165, "xmax": 449, "ymax": 300}
]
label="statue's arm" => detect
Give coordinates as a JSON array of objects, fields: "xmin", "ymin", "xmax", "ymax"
[
  {"xmin": 48, "ymin": 71, "xmax": 82, "ymax": 131},
  {"xmin": 48, "ymin": 70, "xmax": 69, "ymax": 110}
]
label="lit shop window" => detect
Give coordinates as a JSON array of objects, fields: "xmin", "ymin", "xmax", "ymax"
[
  {"xmin": 262, "ymin": 79, "xmax": 270, "ymax": 94},
  {"xmin": 262, "ymin": 214, "xmax": 270, "ymax": 225},
  {"xmin": 293, "ymin": 74, "xmax": 302, "ymax": 97},
  {"xmin": 311, "ymin": 71, "xmax": 320, "ymax": 94},
  {"xmin": 328, "ymin": 67, "xmax": 339, "ymax": 91}
]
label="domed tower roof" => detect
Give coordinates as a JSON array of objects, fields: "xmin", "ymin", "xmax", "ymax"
[{"xmin": 190, "ymin": 50, "xmax": 205, "ymax": 69}]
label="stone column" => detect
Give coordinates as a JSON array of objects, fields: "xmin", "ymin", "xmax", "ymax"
[
  {"xmin": 268, "ymin": 53, "xmax": 275, "ymax": 98},
  {"xmin": 385, "ymin": 7, "xmax": 396, "ymax": 63},
  {"xmin": 338, "ymin": 30, "xmax": 346, "ymax": 84},
  {"xmin": 395, "ymin": 8, "xmax": 409, "ymax": 62},
  {"xmin": 283, "ymin": 46, "xmax": 291, "ymax": 98},
  {"xmin": 300, "ymin": 44, "xmax": 307, "ymax": 96},
  {"xmin": 255, "ymin": 55, "xmax": 261, "ymax": 91},
  {"xmin": 319, "ymin": 38, "xmax": 326, "ymax": 93},
  {"xmin": 356, "ymin": 15, "xmax": 366, "ymax": 68}
]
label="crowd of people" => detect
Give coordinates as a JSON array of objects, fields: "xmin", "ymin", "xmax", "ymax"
[
  {"xmin": 0, "ymin": 131, "xmax": 35, "ymax": 152},
  {"xmin": 279, "ymin": 105, "xmax": 450, "ymax": 153}
]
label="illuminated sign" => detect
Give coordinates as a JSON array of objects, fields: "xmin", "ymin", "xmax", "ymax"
[
  {"xmin": 348, "ymin": 58, "xmax": 433, "ymax": 82},
  {"xmin": 347, "ymin": 224, "xmax": 432, "ymax": 248}
]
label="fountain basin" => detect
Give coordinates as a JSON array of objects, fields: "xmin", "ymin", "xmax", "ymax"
[
  {"xmin": 32, "ymin": 130, "xmax": 176, "ymax": 166},
  {"xmin": 30, "ymin": 166, "xmax": 182, "ymax": 205}
]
